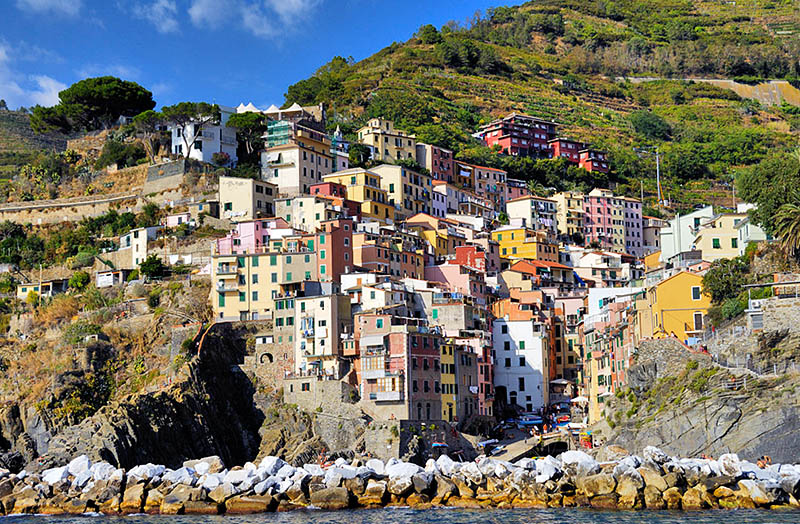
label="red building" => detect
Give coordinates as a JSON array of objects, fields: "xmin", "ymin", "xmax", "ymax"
[
  {"xmin": 549, "ymin": 138, "xmax": 585, "ymax": 163},
  {"xmin": 450, "ymin": 245, "xmax": 487, "ymax": 273},
  {"xmin": 476, "ymin": 113, "xmax": 558, "ymax": 157},
  {"xmin": 416, "ymin": 143, "xmax": 455, "ymax": 183},
  {"xmin": 579, "ymin": 149, "xmax": 610, "ymax": 173},
  {"xmin": 304, "ymin": 217, "xmax": 354, "ymax": 283}
]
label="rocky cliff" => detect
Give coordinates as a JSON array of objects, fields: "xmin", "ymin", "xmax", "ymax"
[
  {"xmin": 26, "ymin": 324, "xmax": 265, "ymax": 471},
  {"xmin": 601, "ymin": 338, "xmax": 800, "ymax": 463}
]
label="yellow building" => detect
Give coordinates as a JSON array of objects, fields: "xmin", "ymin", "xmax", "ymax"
[
  {"xmin": 322, "ymin": 168, "xmax": 395, "ymax": 223},
  {"xmin": 643, "ymin": 250, "xmax": 661, "ymax": 271},
  {"xmin": 440, "ymin": 340, "xmax": 457, "ymax": 422},
  {"xmin": 491, "ymin": 225, "xmax": 559, "ymax": 265},
  {"xmin": 405, "ymin": 214, "xmax": 467, "ymax": 258},
  {"xmin": 552, "ymin": 191, "xmax": 585, "ymax": 240},
  {"xmin": 635, "ymin": 271, "xmax": 711, "ymax": 342},
  {"xmin": 211, "ymin": 250, "xmax": 318, "ymax": 322},
  {"xmin": 692, "ymin": 213, "xmax": 747, "ymax": 262},
  {"xmin": 371, "ymin": 164, "xmax": 432, "ymax": 219},
  {"xmin": 356, "ymin": 118, "xmax": 416, "ymax": 163}
]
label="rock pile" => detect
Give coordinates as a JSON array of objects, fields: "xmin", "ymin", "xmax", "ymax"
[{"xmin": 1, "ymin": 447, "xmax": 800, "ymax": 514}]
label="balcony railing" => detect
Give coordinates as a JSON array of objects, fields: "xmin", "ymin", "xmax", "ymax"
[{"xmin": 371, "ymin": 391, "xmax": 404, "ymax": 402}]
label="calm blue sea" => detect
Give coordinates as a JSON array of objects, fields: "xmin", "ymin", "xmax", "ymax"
[{"xmin": 3, "ymin": 508, "xmax": 800, "ymax": 524}]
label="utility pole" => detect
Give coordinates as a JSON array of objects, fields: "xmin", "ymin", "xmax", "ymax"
[{"xmin": 655, "ymin": 148, "xmax": 662, "ymax": 206}]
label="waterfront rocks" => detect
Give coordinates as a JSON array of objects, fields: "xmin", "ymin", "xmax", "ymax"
[{"xmin": 0, "ymin": 450, "xmax": 799, "ymax": 515}]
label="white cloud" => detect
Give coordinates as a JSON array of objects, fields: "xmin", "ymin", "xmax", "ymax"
[
  {"xmin": 77, "ymin": 64, "xmax": 142, "ymax": 80},
  {"xmin": 133, "ymin": 0, "xmax": 180, "ymax": 34},
  {"xmin": 188, "ymin": 0, "xmax": 234, "ymax": 28},
  {"xmin": 189, "ymin": 0, "xmax": 322, "ymax": 38},
  {"xmin": 15, "ymin": 0, "xmax": 81, "ymax": 16},
  {"xmin": 0, "ymin": 42, "xmax": 66, "ymax": 109}
]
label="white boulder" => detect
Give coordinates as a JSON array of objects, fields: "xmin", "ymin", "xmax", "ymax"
[
  {"xmin": 385, "ymin": 461, "xmax": 423, "ymax": 479},
  {"xmin": 67, "ymin": 455, "xmax": 92, "ymax": 476},
  {"xmin": 366, "ymin": 458, "xmax": 385, "ymax": 476},
  {"xmin": 42, "ymin": 466, "xmax": 69, "ymax": 485}
]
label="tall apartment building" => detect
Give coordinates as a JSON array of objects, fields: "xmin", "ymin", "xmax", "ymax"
[
  {"xmin": 642, "ymin": 216, "xmax": 667, "ymax": 255},
  {"xmin": 506, "ymin": 178, "xmax": 531, "ymax": 201},
  {"xmin": 622, "ymin": 197, "xmax": 644, "ymax": 257},
  {"xmin": 552, "ymin": 191, "xmax": 585, "ymax": 242},
  {"xmin": 371, "ymin": 164, "xmax": 432, "ymax": 219},
  {"xmin": 416, "ymin": 143, "xmax": 454, "ymax": 182},
  {"xmin": 356, "ymin": 118, "xmax": 417, "ymax": 163},
  {"xmin": 261, "ymin": 122, "xmax": 333, "ymax": 196},
  {"xmin": 584, "ymin": 188, "xmax": 625, "ymax": 252},
  {"xmin": 169, "ymin": 105, "xmax": 238, "ymax": 165},
  {"xmin": 295, "ymin": 293, "xmax": 352, "ymax": 377},
  {"xmin": 452, "ymin": 161, "xmax": 508, "ymax": 209},
  {"xmin": 476, "ymin": 113, "xmax": 558, "ymax": 157}
]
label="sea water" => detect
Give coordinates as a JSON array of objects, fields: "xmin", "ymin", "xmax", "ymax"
[{"xmin": 3, "ymin": 507, "xmax": 800, "ymax": 524}]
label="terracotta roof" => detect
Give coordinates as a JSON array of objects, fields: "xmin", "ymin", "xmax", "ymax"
[{"xmin": 509, "ymin": 259, "xmax": 572, "ymax": 274}]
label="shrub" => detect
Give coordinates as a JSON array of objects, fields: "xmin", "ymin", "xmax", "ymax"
[
  {"xmin": 68, "ymin": 270, "xmax": 90, "ymax": 290},
  {"xmin": 63, "ymin": 320, "xmax": 102, "ymax": 345}
]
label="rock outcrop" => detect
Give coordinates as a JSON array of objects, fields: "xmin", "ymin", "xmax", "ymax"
[{"xmin": 28, "ymin": 324, "xmax": 264, "ymax": 471}]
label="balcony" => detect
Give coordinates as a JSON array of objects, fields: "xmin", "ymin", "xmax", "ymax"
[
  {"xmin": 371, "ymin": 391, "xmax": 404, "ymax": 402},
  {"xmin": 216, "ymin": 283, "xmax": 238, "ymax": 293},
  {"xmin": 363, "ymin": 369, "xmax": 389, "ymax": 380},
  {"xmin": 216, "ymin": 266, "xmax": 238, "ymax": 276}
]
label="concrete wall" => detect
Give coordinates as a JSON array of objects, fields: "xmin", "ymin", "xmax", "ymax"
[
  {"xmin": 762, "ymin": 296, "xmax": 800, "ymax": 334},
  {"xmin": 143, "ymin": 160, "xmax": 186, "ymax": 196},
  {"xmin": 0, "ymin": 193, "xmax": 141, "ymax": 225}
]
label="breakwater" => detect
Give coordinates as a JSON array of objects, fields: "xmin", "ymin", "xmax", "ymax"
[{"xmin": 3, "ymin": 447, "xmax": 800, "ymax": 515}]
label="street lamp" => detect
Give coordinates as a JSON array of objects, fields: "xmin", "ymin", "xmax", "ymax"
[{"xmin": 634, "ymin": 147, "xmax": 663, "ymax": 207}]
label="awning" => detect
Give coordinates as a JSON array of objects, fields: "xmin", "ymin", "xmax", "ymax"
[
  {"xmin": 265, "ymin": 152, "xmax": 280, "ymax": 163},
  {"xmin": 598, "ymin": 391, "xmax": 613, "ymax": 398},
  {"xmin": 550, "ymin": 378, "xmax": 569, "ymax": 385},
  {"xmin": 570, "ymin": 396, "xmax": 589, "ymax": 403},
  {"xmin": 359, "ymin": 334, "xmax": 386, "ymax": 348}
]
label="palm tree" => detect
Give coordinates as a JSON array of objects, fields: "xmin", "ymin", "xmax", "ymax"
[{"xmin": 773, "ymin": 201, "xmax": 800, "ymax": 257}]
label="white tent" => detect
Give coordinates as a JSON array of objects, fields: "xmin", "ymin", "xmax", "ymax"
[{"xmin": 570, "ymin": 396, "xmax": 589, "ymax": 403}]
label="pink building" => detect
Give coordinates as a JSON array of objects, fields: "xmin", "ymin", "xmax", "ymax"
[
  {"xmin": 424, "ymin": 264, "xmax": 487, "ymax": 305},
  {"xmin": 583, "ymin": 188, "xmax": 623, "ymax": 252},
  {"xmin": 449, "ymin": 245, "xmax": 487, "ymax": 272},
  {"xmin": 164, "ymin": 212, "xmax": 191, "ymax": 228},
  {"xmin": 214, "ymin": 218, "xmax": 291, "ymax": 255},
  {"xmin": 506, "ymin": 178, "xmax": 531, "ymax": 201},
  {"xmin": 622, "ymin": 197, "xmax": 644, "ymax": 258}
]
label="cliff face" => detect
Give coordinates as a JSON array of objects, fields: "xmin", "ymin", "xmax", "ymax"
[
  {"xmin": 27, "ymin": 324, "xmax": 265, "ymax": 471},
  {"xmin": 602, "ymin": 338, "xmax": 800, "ymax": 463}
]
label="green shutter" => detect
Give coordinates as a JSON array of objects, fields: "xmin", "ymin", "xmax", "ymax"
[
  {"xmin": 237, "ymin": 257, "xmax": 245, "ymax": 268},
  {"xmin": 218, "ymin": 294, "xmax": 225, "ymax": 307},
  {"xmin": 252, "ymin": 256, "xmax": 259, "ymax": 267}
]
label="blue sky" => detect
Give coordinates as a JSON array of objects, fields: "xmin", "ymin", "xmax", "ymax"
[{"xmin": 0, "ymin": 0, "xmax": 512, "ymax": 110}]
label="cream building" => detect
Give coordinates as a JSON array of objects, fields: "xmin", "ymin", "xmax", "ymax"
[
  {"xmin": 371, "ymin": 164, "xmax": 432, "ymax": 219},
  {"xmin": 506, "ymin": 195, "xmax": 558, "ymax": 237},
  {"xmin": 692, "ymin": 213, "xmax": 747, "ymax": 262},
  {"xmin": 261, "ymin": 124, "xmax": 333, "ymax": 196},
  {"xmin": 552, "ymin": 191, "xmax": 585, "ymax": 241},
  {"xmin": 356, "ymin": 118, "xmax": 416, "ymax": 163},
  {"xmin": 295, "ymin": 293, "xmax": 352, "ymax": 376},
  {"xmin": 219, "ymin": 176, "xmax": 276, "ymax": 221},
  {"xmin": 274, "ymin": 195, "xmax": 345, "ymax": 233}
]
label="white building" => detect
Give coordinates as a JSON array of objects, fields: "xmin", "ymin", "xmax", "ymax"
[
  {"xmin": 659, "ymin": 206, "xmax": 715, "ymax": 263},
  {"xmin": 735, "ymin": 216, "xmax": 769, "ymax": 256},
  {"xmin": 169, "ymin": 105, "xmax": 238, "ymax": 166},
  {"xmin": 119, "ymin": 226, "xmax": 161, "ymax": 268},
  {"xmin": 492, "ymin": 317, "xmax": 550, "ymax": 412}
]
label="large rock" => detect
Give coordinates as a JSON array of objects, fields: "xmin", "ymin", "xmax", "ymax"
[
  {"xmin": 577, "ymin": 473, "xmax": 616, "ymax": 497},
  {"xmin": 225, "ymin": 494, "xmax": 274, "ymax": 514},
  {"xmin": 120, "ymin": 482, "xmax": 146, "ymax": 513},
  {"xmin": 560, "ymin": 450, "xmax": 599, "ymax": 477},
  {"xmin": 681, "ymin": 487, "xmax": 707, "ymax": 509},
  {"xmin": 643, "ymin": 446, "xmax": 670, "ymax": 465},
  {"xmin": 643, "ymin": 485, "xmax": 665, "ymax": 509},
  {"xmin": 310, "ymin": 487, "xmax": 351, "ymax": 510},
  {"xmin": 433, "ymin": 474, "xmax": 457, "ymax": 504},
  {"xmin": 387, "ymin": 475, "xmax": 413, "ymax": 496},
  {"xmin": 461, "ymin": 462, "xmax": 483, "ymax": 485},
  {"xmin": 359, "ymin": 479, "xmax": 387, "ymax": 506},
  {"xmin": 385, "ymin": 462, "xmax": 423, "ymax": 479},
  {"xmin": 208, "ymin": 482, "xmax": 238, "ymax": 503},
  {"xmin": 42, "ymin": 466, "xmax": 69, "ymax": 485},
  {"xmin": 662, "ymin": 486, "xmax": 683, "ymax": 509},
  {"xmin": 67, "ymin": 455, "xmax": 92, "ymax": 477},
  {"xmin": 637, "ymin": 466, "xmax": 667, "ymax": 491},
  {"xmin": 366, "ymin": 459, "xmax": 385, "ymax": 476}
]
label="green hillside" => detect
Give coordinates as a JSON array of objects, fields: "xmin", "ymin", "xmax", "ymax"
[{"xmin": 284, "ymin": 0, "xmax": 800, "ymax": 212}]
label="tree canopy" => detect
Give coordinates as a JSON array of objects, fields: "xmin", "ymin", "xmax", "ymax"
[
  {"xmin": 132, "ymin": 110, "xmax": 164, "ymax": 164},
  {"xmin": 226, "ymin": 112, "xmax": 268, "ymax": 162},
  {"xmin": 737, "ymin": 152, "xmax": 800, "ymax": 234},
  {"xmin": 161, "ymin": 102, "xmax": 220, "ymax": 158},
  {"xmin": 30, "ymin": 76, "xmax": 155, "ymax": 134}
]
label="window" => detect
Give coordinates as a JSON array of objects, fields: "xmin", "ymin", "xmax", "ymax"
[
  {"xmin": 501, "ymin": 325, "xmax": 508, "ymax": 334},
  {"xmin": 224, "ymin": 202, "xmax": 233, "ymax": 211},
  {"xmin": 504, "ymin": 358, "xmax": 511, "ymax": 367},
  {"xmin": 239, "ymin": 292, "xmax": 246, "ymax": 302},
  {"xmin": 252, "ymin": 274, "xmax": 258, "ymax": 284},
  {"xmin": 252, "ymin": 291, "xmax": 258, "ymax": 301},
  {"xmin": 519, "ymin": 357, "xmax": 526, "ymax": 367},
  {"xmin": 519, "ymin": 341, "xmax": 525, "ymax": 350},
  {"xmin": 691, "ymin": 286, "xmax": 701, "ymax": 301},
  {"xmin": 504, "ymin": 341, "xmax": 510, "ymax": 351},
  {"xmin": 518, "ymin": 377, "xmax": 525, "ymax": 391},
  {"xmin": 376, "ymin": 319, "xmax": 384, "ymax": 329},
  {"xmin": 694, "ymin": 312, "xmax": 704, "ymax": 331},
  {"xmin": 732, "ymin": 238, "xmax": 738, "ymax": 248},
  {"xmin": 432, "ymin": 309, "xmax": 438, "ymax": 320},
  {"xmin": 320, "ymin": 265, "xmax": 326, "ymax": 275},
  {"xmin": 218, "ymin": 294, "xmax": 225, "ymax": 307},
  {"xmin": 712, "ymin": 238, "xmax": 721, "ymax": 249},
  {"xmin": 286, "ymin": 272, "xmax": 292, "ymax": 280},
  {"xmin": 320, "ymin": 250, "xmax": 326, "ymax": 260},
  {"xmin": 252, "ymin": 257, "xmax": 259, "ymax": 267}
]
